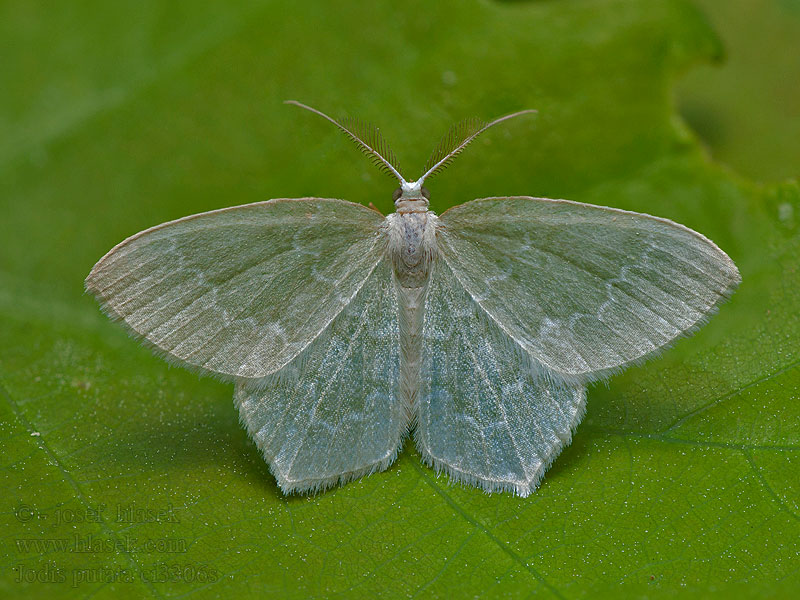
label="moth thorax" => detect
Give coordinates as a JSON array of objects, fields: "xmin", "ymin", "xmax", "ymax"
[
  {"xmin": 394, "ymin": 199, "xmax": 429, "ymax": 214},
  {"xmin": 390, "ymin": 211, "xmax": 437, "ymax": 288}
]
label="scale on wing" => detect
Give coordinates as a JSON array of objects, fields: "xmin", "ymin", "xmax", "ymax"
[
  {"xmin": 436, "ymin": 196, "xmax": 741, "ymax": 385},
  {"xmin": 85, "ymin": 198, "xmax": 386, "ymax": 383}
]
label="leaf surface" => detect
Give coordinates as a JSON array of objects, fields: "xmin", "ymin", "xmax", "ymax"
[{"xmin": 1, "ymin": 1, "xmax": 798, "ymax": 597}]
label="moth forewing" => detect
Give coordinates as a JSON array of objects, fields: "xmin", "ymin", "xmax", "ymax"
[
  {"xmin": 436, "ymin": 196, "xmax": 741, "ymax": 385},
  {"xmin": 85, "ymin": 198, "xmax": 387, "ymax": 383}
]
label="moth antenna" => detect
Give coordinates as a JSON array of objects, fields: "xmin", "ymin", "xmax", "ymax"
[
  {"xmin": 418, "ymin": 109, "xmax": 537, "ymax": 185},
  {"xmin": 285, "ymin": 100, "xmax": 406, "ymax": 184}
]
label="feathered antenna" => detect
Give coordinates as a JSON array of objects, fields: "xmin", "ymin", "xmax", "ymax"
[
  {"xmin": 417, "ymin": 109, "xmax": 537, "ymax": 185},
  {"xmin": 285, "ymin": 100, "xmax": 406, "ymax": 184}
]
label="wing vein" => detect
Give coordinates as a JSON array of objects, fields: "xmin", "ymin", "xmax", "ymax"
[
  {"xmin": 463, "ymin": 327, "xmax": 529, "ymax": 480},
  {"xmin": 237, "ymin": 237, "xmax": 385, "ymax": 378},
  {"xmin": 283, "ymin": 259, "xmax": 387, "ymax": 476},
  {"xmin": 459, "ymin": 229, "xmax": 703, "ymax": 326}
]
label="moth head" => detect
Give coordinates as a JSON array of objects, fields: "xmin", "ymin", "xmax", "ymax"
[
  {"xmin": 393, "ymin": 182, "xmax": 430, "ymax": 204},
  {"xmin": 285, "ymin": 100, "xmax": 536, "ymax": 207}
]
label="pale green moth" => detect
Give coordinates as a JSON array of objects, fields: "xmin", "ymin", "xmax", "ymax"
[{"xmin": 86, "ymin": 102, "xmax": 740, "ymax": 496}]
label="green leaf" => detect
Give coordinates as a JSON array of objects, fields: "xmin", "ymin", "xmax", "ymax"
[
  {"xmin": 2, "ymin": 1, "xmax": 798, "ymax": 598},
  {"xmin": 677, "ymin": 0, "xmax": 800, "ymax": 182}
]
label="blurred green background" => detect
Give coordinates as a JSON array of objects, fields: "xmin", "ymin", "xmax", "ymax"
[
  {"xmin": 677, "ymin": 0, "xmax": 800, "ymax": 182},
  {"xmin": 1, "ymin": 1, "xmax": 798, "ymax": 599}
]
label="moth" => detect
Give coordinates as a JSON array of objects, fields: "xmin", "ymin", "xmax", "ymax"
[{"xmin": 86, "ymin": 101, "xmax": 740, "ymax": 496}]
